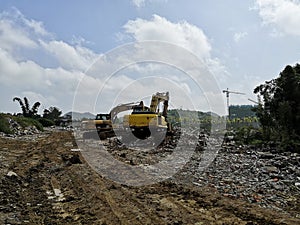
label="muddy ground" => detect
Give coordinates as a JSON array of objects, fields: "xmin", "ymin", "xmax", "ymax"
[{"xmin": 0, "ymin": 130, "xmax": 299, "ymax": 225}]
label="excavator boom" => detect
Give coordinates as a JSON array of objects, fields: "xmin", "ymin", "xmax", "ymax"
[
  {"xmin": 109, "ymin": 102, "xmax": 140, "ymax": 122},
  {"xmin": 149, "ymin": 92, "xmax": 169, "ymax": 114}
]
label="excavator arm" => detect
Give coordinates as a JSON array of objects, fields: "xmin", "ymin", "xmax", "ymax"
[
  {"xmin": 149, "ymin": 92, "xmax": 169, "ymax": 116},
  {"xmin": 109, "ymin": 102, "xmax": 141, "ymax": 122}
]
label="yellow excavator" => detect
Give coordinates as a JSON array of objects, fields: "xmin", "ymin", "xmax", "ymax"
[
  {"xmin": 81, "ymin": 102, "xmax": 140, "ymax": 140},
  {"xmin": 82, "ymin": 92, "xmax": 172, "ymax": 140},
  {"xmin": 123, "ymin": 92, "xmax": 170, "ymax": 139}
]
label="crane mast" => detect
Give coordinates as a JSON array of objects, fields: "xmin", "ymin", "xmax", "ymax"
[{"xmin": 222, "ymin": 88, "xmax": 245, "ymax": 117}]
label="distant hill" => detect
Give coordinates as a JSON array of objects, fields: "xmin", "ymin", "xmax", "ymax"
[{"xmin": 64, "ymin": 112, "xmax": 95, "ymax": 121}]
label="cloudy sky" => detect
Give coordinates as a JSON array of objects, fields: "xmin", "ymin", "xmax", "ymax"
[{"xmin": 1, "ymin": 0, "xmax": 300, "ymax": 115}]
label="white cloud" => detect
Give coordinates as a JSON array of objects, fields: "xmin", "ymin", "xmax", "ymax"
[
  {"xmin": 120, "ymin": 15, "xmax": 228, "ymax": 113},
  {"xmin": 40, "ymin": 40, "xmax": 98, "ymax": 71},
  {"xmin": 0, "ymin": 19, "xmax": 38, "ymax": 52},
  {"xmin": 0, "ymin": 48, "xmax": 42, "ymax": 87},
  {"xmin": 0, "ymin": 9, "xmax": 226, "ymax": 115},
  {"xmin": 255, "ymin": 0, "xmax": 300, "ymax": 36},
  {"xmin": 71, "ymin": 35, "xmax": 93, "ymax": 46},
  {"xmin": 74, "ymin": 40, "xmax": 226, "ymax": 114},
  {"xmin": 123, "ymin": 15, "xmax": 212, "ymax": 59},
  {"xmin": 11, "ymin": 7, "xmax": 50, "ymax": 36},
  {"xmin": 0, "ymin": 8, "xmax": 98, "ymax": 72},
  {"xmin": 233, "ymin": 31, "xmax": 248, "ymax": 42},
  {"xmin": 132, "ymin": 0, "xmax": 146, "ymax": 8},
  {"xmin": 23, "ymin": 18, "xmax": 49, "ymax": 36},
  {"xmin": 0, "ymin": 8, "xmax": 51, "ymax": 53},
  {"xmin": 84, "ymin": 15, "xmax": 227, "ymax": 114},
  {"xmin": 95, "ymin": 74, "xmax": 196, "ymax": 113},
  {"xmin": 131, "ymin": 0, "xmax": 168, "ymax": 8},
  {"xmin": 0, "ymin": 46, "xmax": 84, "ymax": 96},
  {"xmin": 20, "ymin": 91, "xmax": 57, "ymax": 114},
  {"xmin": 0, "ymin": 9, "xmax": 101, "ymax": 113}
]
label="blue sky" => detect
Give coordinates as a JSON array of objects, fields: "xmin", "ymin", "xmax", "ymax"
[{"xmin": 1, "ymin": 0, "xmax": 300, "ymax": 115}]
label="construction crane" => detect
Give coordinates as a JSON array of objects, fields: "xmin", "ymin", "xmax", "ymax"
[
  {"xmin": 248, "ymin": 98, "xmax": 259, "ymax": 105},
  {"xmin": 222, "ymin": 88, "xmax": 245, "ymax": 117}
]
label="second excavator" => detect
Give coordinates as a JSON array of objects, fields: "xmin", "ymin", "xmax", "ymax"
[{"xmin": 81, "ymin": 102, "xmax": 140, "ymax": 140}]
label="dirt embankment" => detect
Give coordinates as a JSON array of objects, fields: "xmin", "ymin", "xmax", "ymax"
[{"xmin": 0, "ymin": 131, "xmax": 299, "ymax": 225}]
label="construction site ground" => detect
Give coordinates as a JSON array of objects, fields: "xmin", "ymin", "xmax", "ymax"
[{"xmin": 0, "ymin": 130, "xmax": 299, "ymax": 225}]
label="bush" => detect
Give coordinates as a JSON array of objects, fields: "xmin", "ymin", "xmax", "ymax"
[
  {"xmin": 0, "ymin": 114, "xmax": 13, "ymax": 134},
  {"xmin": 38, "ymin": 118, "xmax": 55, "ymax": 127},
  {"xmin": 14, "ymin": 116, "xmax": 44, "ymax": 131},
  {"xmin": 249, "ymin": 139, "xmax": 264, "ymax": 147},
  {"xmin": 234, "ymin": 126, "xmax": 262, "ymax": 145},
  {"xmin": 280, "ymin": 138, "xmax": 300, "ymax": 153}
]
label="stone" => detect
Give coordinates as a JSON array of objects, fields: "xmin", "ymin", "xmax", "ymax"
[
  {"xmin": 257, "ymin": 151, "xmax": 274, "ymax": 159},
  {"xmin": 263, "ymin": 166, "xmax": 278, "ymax": 173},
  {"xmin": 7, "ymin": 171, "xmax": 18, "ymax": 177}
]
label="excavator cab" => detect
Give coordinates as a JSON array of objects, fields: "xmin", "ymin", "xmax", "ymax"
[{"xmin": 95, "ymin": 114, "xmax": 111, "ymax": 121}]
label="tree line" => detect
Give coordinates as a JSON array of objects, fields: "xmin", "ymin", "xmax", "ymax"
[
  {"xmin": 13, "ymin": 97, "xmax": 69, "ymax": 127},
  {"xmin": 253, "ymin": 64, "xmax": 300, "ymax": 151}
]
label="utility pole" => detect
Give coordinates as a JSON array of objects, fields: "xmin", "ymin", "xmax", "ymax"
[{"xmin": 222, "ymin": 88, "xmax": 245, "ymax": 118}]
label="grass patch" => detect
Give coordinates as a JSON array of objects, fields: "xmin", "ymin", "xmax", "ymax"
[
  {"xmin": 14, "ymin": 116, "xmax": 44, "ymax": 131},
  {"xmin": 38, "ymin": 118, "xmax": 55, "ymax": 127},
  {"xmin": 0, "ymin": 113, "xmax": 45, "ymax": 134}
]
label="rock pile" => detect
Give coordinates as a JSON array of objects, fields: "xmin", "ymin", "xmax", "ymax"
[
  {"xmin": 102, "ymin": 128, "xmax": 299, "ymax": 216},
  {"xmin": 178, "ymin": 143, "xmax": 300, "ymax": 215},
  {"xmin": 0, "ymin": 117, "xmax": 41, "ymax": 139},
  {"xmin": 9, "ymin": 118, "xmax": 39, "ymax": 135}
]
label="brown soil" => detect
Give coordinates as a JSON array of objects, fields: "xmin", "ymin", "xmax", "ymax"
[{"xmin": 0, "ymin": 131, "xmax": 299, "ymax": 225}]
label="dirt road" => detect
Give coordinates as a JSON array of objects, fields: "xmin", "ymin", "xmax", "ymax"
[{"xmin": 0, "ymin": 131, "xmax": 299, "ymax": 224}]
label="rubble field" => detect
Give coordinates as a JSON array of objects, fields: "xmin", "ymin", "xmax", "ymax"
[{"xmin": 0, "ymin": 130, "xmax": 299, "ymax": 224}]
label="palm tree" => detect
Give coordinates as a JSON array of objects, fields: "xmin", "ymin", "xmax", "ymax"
[{"xmin": 13, "ymin": 97, "xmax": 41, "ymax": 118}]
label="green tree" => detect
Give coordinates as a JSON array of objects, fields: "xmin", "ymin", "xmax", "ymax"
[
  {"xmin": 13, "ymin": 97, "xmax": 41, "ymax": 118},
  {"xmin": 43, "ymin": 107, "xmax": 62, "ymax": 122},
  {"xmin": 253, "ymin": 64, "xmax": 300, "ymax": 150}
]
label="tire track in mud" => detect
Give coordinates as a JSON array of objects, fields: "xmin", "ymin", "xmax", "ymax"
[
  {"xmin": 1, "ymin": 131, "xmax": 300, "ymax": 225},
  {"xmin": 63, "ymin": 157, "xmax": 165, "ymax": 224}
]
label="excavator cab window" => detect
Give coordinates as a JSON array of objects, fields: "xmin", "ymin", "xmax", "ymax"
[
  {"xmin": 96, "ymin": 114, "xmax": 111, "ymax": 120},
  {"xmin": 132, "ymin": 106, "xmax": 154, "ymax": 114},
  {"xmin": 133, "ymin": 106, "xmax": 143, "ymax": 112}
]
